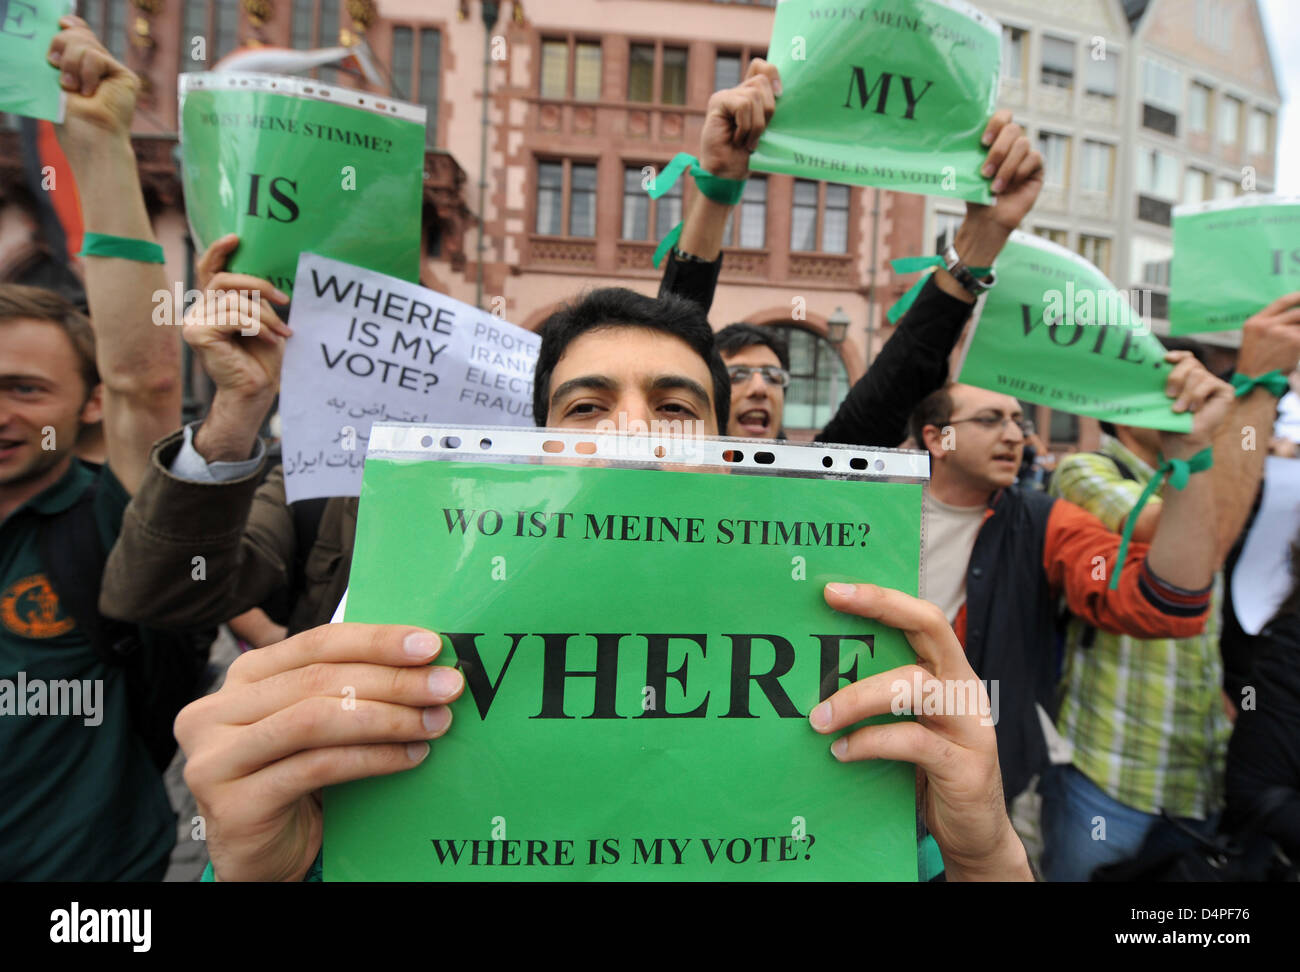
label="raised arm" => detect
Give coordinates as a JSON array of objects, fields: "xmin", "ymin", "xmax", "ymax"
[
  {"xmin": 48, "ymin": 16, "xmax": 179, "ymax": 494},
  {"xmin": 817, "ymin": 111, "xmax": 1044, "ymax": 447}
]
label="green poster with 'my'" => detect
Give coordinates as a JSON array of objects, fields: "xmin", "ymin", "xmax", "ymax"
[
  {"xmin": 0, "ymin": 0, "xmax": 72, "ymax": 122},
  {"xmin": 327, "ymin": 426, "xmax": 929, "ymax": 881},
  {"xmin": 750, "ymin": 0, "xmax": 1001, "ymax": 203},
  {"xmin": 179, "ymin": 73, "xmax": 426, "ymax": 297},
  {"xmin": 1169, "ymin": 194, "xmax": 1300, "ymax": 336},
  {"xmin": 957, "ymin": 231, "xmax": 1192, "ymax": 433}
]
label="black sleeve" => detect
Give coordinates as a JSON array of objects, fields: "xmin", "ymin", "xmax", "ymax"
[
  {"xmin": 1222, "ymin": 624, "xmax": 1300, "ymax": 858},
  {"xmin": 658, "ymin": 249, "xmax": 722, "ymax": 315},
  {"xmin": 815, "ymin": 276, "xmax": 973, "ymax": 448}
]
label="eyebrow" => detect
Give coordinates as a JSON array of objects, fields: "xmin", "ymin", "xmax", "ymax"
[
  {"xmin": 0, "ymin": 373, "xmax": 54, "ymax": 384},
  {"xmin": 650, "ymin": 374, "xmax": 711, "ymax": 406},
  {"xmin": 550, "ymin": 375, "xmax": 617, "ymax": 408}
]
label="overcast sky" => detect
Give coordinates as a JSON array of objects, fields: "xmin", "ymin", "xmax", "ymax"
[{"xmin": 1259, "ymin": 0, "xmax": 1298, "ymax": 194}]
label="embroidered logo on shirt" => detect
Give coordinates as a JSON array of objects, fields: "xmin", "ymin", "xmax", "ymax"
[{"xmin": 0, "ymin": 574, "xmax": 75, "ymax": 639}]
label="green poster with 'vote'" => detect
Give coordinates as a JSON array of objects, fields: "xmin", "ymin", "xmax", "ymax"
[
  {"xmin": 179, "ymin": 73, "xmax": 426, "ymax": 297},
  {"xmin": 327, "ymin": 426, "xmax": 929, "ymax": 881},
  {"xmin": 750, "ymin": 0, "xmax": 1001, "ymax": 204},
  {"xmin": 957, "ymin": 231, "xmax": 1193, "ymax": 433},
  {"xmin": 1169, "ymin": 194, "xmax": 1300, "ymax": 336},
  {"xmin": 0, "ymin": 0, "xmax": 72, "ymax": 122}
]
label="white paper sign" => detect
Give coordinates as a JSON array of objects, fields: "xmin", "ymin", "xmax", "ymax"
[
  {"xmin": 279, "ymin": 253, "xmax": 538, "ymax": 502},
  {"xmin": 1232, "ymin": 456, "xmax": 1300, "ymax": 636}
]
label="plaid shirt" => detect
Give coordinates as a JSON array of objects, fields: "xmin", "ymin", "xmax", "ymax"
[{"xmin": 1049, "ymin": 437, "xmax": 1230, "ymax": 818}]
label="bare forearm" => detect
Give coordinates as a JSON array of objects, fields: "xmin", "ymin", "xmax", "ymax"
[
  {"xmin": 1145, "ymin": 461, "xmax": 1217, "ymax": 590},
  {"xmin": 675, "ymin": 195, "xmax": 732, "ymax": 261},
  {"xmin": 1209, "ymin": 393, "xmax": 1274, "ymax": 564}
]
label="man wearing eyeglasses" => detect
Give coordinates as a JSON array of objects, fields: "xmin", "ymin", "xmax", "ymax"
[
  {"xmin": 715, "ymin": 323, "xmax": 791, "ymax": 439},
  {"xmin": 907, "ymin": 370, "xmax": 1236, "ymax": 811}
]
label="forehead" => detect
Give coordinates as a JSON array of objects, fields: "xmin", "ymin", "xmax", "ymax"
[
  {"xmin": 0, "ymin": 318, "xmax": 82, "ymax": 384},
  {"xmin": 550, "ymin": 325, "xmax": 715, "ymax": 397},
  {"xmin": 722, "ymin": 342, "xmax": 781, "ymax": 369},
  {"xmin": 951, "ymin": 384, "xmax": 1021, "ymax": 415}
]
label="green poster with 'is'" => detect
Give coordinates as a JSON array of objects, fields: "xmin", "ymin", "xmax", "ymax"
[
  {"xmin": 327, "ymin": 428, "xmax": 928, "ymax": 881},
  {"xmin": 750, "ymin": 0, "xmax": 1001, "ymax": 203},
  {"xmin": 1169, "ymin": 194, "xmax": 1300, "ymax": 336},
  {"xmin": 179, "ymin": 73, "xmax": 426, "ymax": 297},
  {"xmin": 957, "ymin": 231, "xmax": 1193, "ymax": 433}
]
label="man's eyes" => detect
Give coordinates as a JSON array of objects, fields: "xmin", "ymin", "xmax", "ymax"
[{"xmin": 658, "ymin": 401, "xmax": 700, "ymax": 418}]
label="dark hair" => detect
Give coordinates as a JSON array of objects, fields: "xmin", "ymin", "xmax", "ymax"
[
  {"xmin": 533, "ymin": 287, "xmax": 730, "ymax": 431},
  {"xmin": 1101, "ymin": 337, "xmax": 1211, "ymax": 437},
  {"xmin": 910, "ymin": 385, "xmax": 955, "ymax": 448},
  {"xmin": 714, "ymin": 322, "xmax": 791, "ymax": 371},
  {"xmin": 1274, "ymin": 531, "xmax": 1300, "ymax": 623},
  {"xmin": 0, "ymin": 283, "xmax": 99, "ymax": 397}
]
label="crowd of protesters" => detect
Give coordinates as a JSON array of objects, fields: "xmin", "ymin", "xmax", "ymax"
[{"xmin": 3, "ymin": 16, "xmax": 1299, "ymax": 884}]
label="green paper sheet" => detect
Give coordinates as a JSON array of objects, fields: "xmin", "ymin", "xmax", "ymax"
[
  {"xmin": 1169, "ymin": 194, "xmax": 1300, "ymax": 335},
  {"xmin": 0, "ymin": 0, "xmax": 71, "ymax": 122},
  {"xmin": 957, "ymin": 231, "xmax": 1193, "ymax": 433},
  {"xmin": 750, "ymin": 0, "xmax": 1001, "ymax": 203},
  {"xmin": 178, "ymin": 72, "xmax": 426, "ymax": 297},
  {"xmin": 327, "ymin": 430, "xmax": 927, "ymax": 881}
]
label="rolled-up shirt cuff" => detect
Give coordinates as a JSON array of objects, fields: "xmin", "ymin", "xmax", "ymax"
[{"xmin": 169, "ymin": 421, "xmax": 266, "ymax": 483}]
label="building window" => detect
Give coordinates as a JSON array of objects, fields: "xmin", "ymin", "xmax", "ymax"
[
  {"xmin": 1141, "ymin": 59, "xmax": 1182, "ymax": 135},
  {"xmin": 770, "ymin": 326, "xmax": 850, "ymax": 431},
  {"xmin": 1131, "ymin": 238, "xmax": 1172, "ymax": 288},
  {"xmin": 392, "ymin": 26, "xmax": 441, "ymax": 144},
  {"xmin": 722, "ymin": 177, "xmax": 768, "ymax": 248},
  {"xmin": 715, "ymin": 52, "xmax": 742, "ymax": 92},
  {"xmin": 1040, "ymin": 36, "xmax": 1074, "ymax": 89},
  {"xmin": 821, "ymin": 185, "xmax": 850, "ymax": 254},
  {"xmin": 536, "ymin": 160, "xmax": 597, "ymax": 238},
  {"xmin": 540, "ymin": 39, "xmax": 601, "ymax": 100},
  {"xmin": 1077, "ymin": 235, "xmax": 1112, "ymax": 276},
  {"xmin": 1215, "ymin": 177, "xmax": 1238, "ymax": 200},
  {"xmin": 1195, "ymin": 0, "xmax": 1233, "ymax": 51},
  {"xmin": 1034, "ymin": 227, "xmax": 1069, "ymax": 247},
  {"xmin": 180, "ymin": 1, "xmax": 209, "ymax": 70},
  {"xmin": 1136, "ymin": 148, "xmax": 1178, "ymax": 200},
  {"xmin": 1248, "ymin": 108, "xmax": 1271, "ymax": 155},
  {"xmin": 654, "ymin": 173, "xmax": 683, "ymax": 241},
  {"xmin": 1037, "ymin": 131, "xmax": 1070, "ymax": 187},
  {"xmin": 315, "ymin": 0, "xmax": 340, "ymax": 82},
  {"xmin": 80, "ymin": 0, "xmax": 127, "ymax": 62},
  {"xmin": 933, "ymin": 211, "xmax": 963, "ymax": 254},
  {"xmin": 1079, "ymin": 140, "xmax": 1113, "ymax": 193},
  {"xmin": 1183, "ymin": 167, "xmax": 1209, "ymax": 204},
  {"xmin": 1188, "ymin": 83, "xmax": 1211, "ymax": 133},
  {"xmin": 662, "ymin": 46, "xmax": 688, "ymax": 105},
  {"xmin": 1050, "ymin": 410, "xmax": 1079, "ymax": 444},
  {"xmin": 178, "ymin": 0, "xmax": 245, "ymax": 70},
  {"xmin": 1219, "ymin": 95, "xmax": 1241, "ymax": 145},
  {"xmin": 291, "ymin": 0, "xmax": 313, "ymax": 52},
  {"xmin": 622, "ymin": 168, "xmax": 650, "ymax": 240},
  {"xmin": 790, "ymin": 180, "xmax": 819, "ymax": 252},
  {"xmin": 1084, "ymin": 51, "xmax": 1117, "ymax": 99},
  {"xmin": 1001, "ymin": 26, "xmax": 1026, "ymax": 83},
  {"xmin": 628, "ymin": 44, "xmax": 655, "ymax": 102}
]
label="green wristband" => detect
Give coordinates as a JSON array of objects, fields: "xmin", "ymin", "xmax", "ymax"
[
  {"xmin": 1231, "ymin": 370, "xmax": 1290, "ymax": 398},
  {"xmin": 79, "ymin": 232, "xmax": 166, "ymax": 264}
]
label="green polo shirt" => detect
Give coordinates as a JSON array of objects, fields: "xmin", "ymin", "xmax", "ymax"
[{"xmin": 0, "ymin": 458, "xmax": 174, "ymax": 880}]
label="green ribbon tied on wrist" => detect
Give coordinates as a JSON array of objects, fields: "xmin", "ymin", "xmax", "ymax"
[
  {"xmin": 78, "ymin": 232, "xmax": 166, "ymax": 264},
  {"xmin": 648, "ymin": 152, "xmax": 747, "ymax": 269},
  {"xmin": 886, "ymin": 254, "xmax": 991, "ymax": 324},
  {"xmin": 1109, "ymin": 446, "xmax": 1214, "ymax": 591},
  {"xmin": 1231, "ymin": 370, "xmax": 1290, "ymax": 398}
]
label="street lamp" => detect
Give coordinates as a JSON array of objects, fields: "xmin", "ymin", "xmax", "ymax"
[{"xmin": 826, "ymin": 306, "xmax": 850, "ymax": 346}]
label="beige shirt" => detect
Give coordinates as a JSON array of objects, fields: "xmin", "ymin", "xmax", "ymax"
[{"xmin": 921, "ymin": 491, "xmax": 986, "ymax": 624}]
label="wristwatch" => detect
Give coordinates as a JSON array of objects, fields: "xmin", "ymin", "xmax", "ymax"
[{"xmin": 941, "ymin": 243, "xmax": 997, "ymax": 297}]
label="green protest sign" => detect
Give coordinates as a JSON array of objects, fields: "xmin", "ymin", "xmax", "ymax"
[
  {"xmin": 327, "ymin": 427, "xmax": 930, "ymax": 881},
  {"xmin": 1169, "ymin": 194, "xmax": 1300, "ymax": 336},
  {"xmin": 957, "ymin": 231, "xmax": 1192, "ymax": 433},
  {"xmin": 749, "ymin": 0, "xmax": 1000, "ymax": 203},
  {"xmin": 179, "ymin": 73, "xmax": 426, "ymax": 297},
  {"xmin": 0, "ymin": 0, "xmax": 72, "ymax": 122}
]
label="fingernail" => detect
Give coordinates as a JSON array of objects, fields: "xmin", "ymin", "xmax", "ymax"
[
  {"xmin": 404, "ymin": 631, "xmax": 438, "ymax": 658},
  {"xmin": 773, "ymin": 80, "xmax": 783, "ymax": 96},
  {"xmin": 405, "ymin": 742, "xmax": 430, "ymax": 763},
  {"xmin": 49, "ymin": 52, "xmax": 61, "ymax": 66},
  {"xmin": 428, "ymin": 667, "xmax": 463, "ymax": 696},
  {"xmin": 422, "ymin": 706, "xmax": 452, "ymax": 734},
  {"xmin": 826, "ymin": 582, "xmax": 856, "ymax": 597},
  {"xmin": 831, "ymin": 738, "xmax": 848, "ymax": 760},
  {"xmin": 810, "ymin": 701, "xmax": 832, "ymax": 730},
  {"xmin": 981, "ymin": 163, "xmax": 994, "ymax": 178},
  {"xmin": 991, "ymin": 178, "xmax": 1005, "ymax": 193},
  {"xmin": 62, "ymin": 72, "xmax": 77, "ymax": 88}
]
